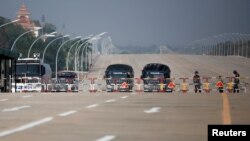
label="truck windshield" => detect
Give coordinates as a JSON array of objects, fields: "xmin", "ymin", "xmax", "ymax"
[
  {"xmin": 58, "ymin": 72, "xmax": 77, "ymax": 79},
  {"xmin": 145, "ymin": 73, "xmax": 165, "ymax": 79},
  {"xmin": 107, "ymin": 72, "xmax": 130, "ymax": 78},
  {"xmin": 16, "ymin": 64, "xmax": 40, "ymax": 76}
]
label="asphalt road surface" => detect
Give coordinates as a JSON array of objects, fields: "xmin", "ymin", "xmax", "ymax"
[{"xmin": 0, "ymin": 54, "xmax": 250, "ymax": 141}]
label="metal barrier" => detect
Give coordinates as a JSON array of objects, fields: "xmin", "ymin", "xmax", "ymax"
[
  {"xmin": 202, "ymin": 77, "xmax": 211, "ymax": 93},
  {"xmin": 89, "ymin": 78, "xmax": 97, "ymax": 92},
  {"xmin": 135, "ymin": 78, "xmax": 143, "ymax": 92},
  {"xmin": 104, "ymin": 78, "xmax": 134, "ymax": 92},
  {"xmin": 12, "ymin": 77, "xmax": 42, "ymax": 93},
  {"xmin": 40, "ymin": 78, "xmax": 79, "ymax": 92},
  {"xmin": 10, "ymin": 76, "xmax": 249, "ymax": 93},
  {"xmin": 80, "ymin": 76, "xmax": 249, "ymax": 93}
]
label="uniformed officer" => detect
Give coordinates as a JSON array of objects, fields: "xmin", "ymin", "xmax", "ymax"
[
  {"xmin": 193, "ymin": 71, "xmax": 201, "ymax": 93},
  {"xmin": 233, "ymin": 70, "xmax": 240, "ymax": 93}
]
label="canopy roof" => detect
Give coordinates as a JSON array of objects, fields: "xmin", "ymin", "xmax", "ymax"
[{"xmin": 0, "ymin": 48, "xmax": 19, "ymax": 59}]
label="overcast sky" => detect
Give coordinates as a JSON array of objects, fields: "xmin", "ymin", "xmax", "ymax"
[{"xmin": 0, "ymin": 0, "xmax": 250, "ymax": 47}]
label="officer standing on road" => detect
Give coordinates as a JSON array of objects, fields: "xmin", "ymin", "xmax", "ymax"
[
  {"xmin": 233, "ymin": 70, "xmax": 240, "ymax": 93},
  {"xmin": 193, "ymin": 71, "xmax": 201, "ymax": 93}
]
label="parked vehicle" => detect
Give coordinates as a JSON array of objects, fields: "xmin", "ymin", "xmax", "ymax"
[
  {"xmin": 141, "ymin": 63, "xmax": 172, "ymax": 92},
  {"xmin": 12, "ymin": 57, "xmax": 52, "ymax": 92},
  {"xmin": 49, "ymin": 71, "xmax": 78, "ymax": 92},
  {"xmin": 104, "ymin": 64, "xmax": 134, "ymax": 92}
]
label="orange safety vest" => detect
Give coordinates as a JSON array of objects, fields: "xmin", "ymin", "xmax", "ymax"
[{"xmin": 216, "ymin": 81, "xmax": 224, "ymax": 88}]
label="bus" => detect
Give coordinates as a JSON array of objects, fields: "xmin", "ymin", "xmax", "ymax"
[{"xmin": 12, "ymin": 57, "xmax": 52, "ymax": 92}]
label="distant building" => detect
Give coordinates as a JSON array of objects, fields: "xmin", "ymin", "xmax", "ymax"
[{"xmin": 16, "ymin": 3, "xmax": 40, "ymax": 37}]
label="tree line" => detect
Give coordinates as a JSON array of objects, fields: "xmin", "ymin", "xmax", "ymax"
[{"xmin": 0, "ymin": 16, "xmax": 91, "ymax": 74}]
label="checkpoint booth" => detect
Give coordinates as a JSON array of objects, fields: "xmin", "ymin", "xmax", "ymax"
[{"xmin": 0, "ymin": 48, "xmax": 18, "ymax": 93}]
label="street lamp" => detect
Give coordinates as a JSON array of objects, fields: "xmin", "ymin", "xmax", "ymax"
[
  {"xmin": 66, "ymin": 34, "xmax": 94, "ymax": 71},
  {"xmin": 66, "ymin": 38, "xmax": 82, "ymax": 70},
  {"xmin": 87, "ymin": 37, "xmax": 101, "ymax": 68},
  {"xmin": 93, "ymin": 32, "xmax": 107, "ymax": 55},
  {"xmin": 0, "ymin": 19, "xmax": 20, "ymax": 28},
  {"xmin": 201, "ymin": 38, "xmax": 210, "ymax": 55},
  {"xmin": 73, "ymin": 36, "xmax": 94, "ymax": 71},
  {"xmin": 80, "ymin": 37, "xmax": 101, "ymax": 71},
  {"xmin": 27, "ymin": 31, "xmax": 57, "ymax": 58},
  {"xmin": 221, "ymin": 33, "xmax": 232, "ymax": 56},
  {"xmin": 239, "ymin": 34, "xmax": 244, "ymax": 57},
  {"xmin": 209, "ymin": 37, "xmax": 218, "ymax": 56},
  {"xmin": 217, "ymin": 34, "xmax": 228, "ymax": 56},
  {"xmin": 42, "ymin": 34, "xmax": 70, "ymax": 63},
  {"xmin": 74, "ymin": 40, "xmax": 89, "ymax": 71},
  {"xmin": 230, "ymin": 33, "xmax": 241, "ymax": 56},
  {"xmin": 55, "ymin": 36, "xmax": 81, "ymax": 79},
  {"xmin": 11, "ymin": 28, "xmax": 42, "ymax": 51},
  {"xmin": 226, "ymin": 33, "xmax": 237, "ymax": 56},
  {"xmin": 105, "ymin": 36, "xmax": 114, "ymax": 55},
  {"xmin": 211, "ymin": 34, "xmax": 228, "ymax": 56},
  {"xmin": 83, "ymin": 43, "xmax": 90, "ymax": 71},
  {"xmin": 78, "ymin": 33, "xmax": 106, "ymax": 71},
  {"xmin": 72, "ymin": 37, "xmax": 99, "ymax": 80},
  {"xmin": 72, "ymin": 40, "xmax": 91, "ymax": 81},
  {"xmin": 242, "ymin": 34, "xmax": 250, "ymax": 58}
]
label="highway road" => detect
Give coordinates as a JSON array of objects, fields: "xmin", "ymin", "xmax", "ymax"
[{"xmin": 0, "ymin": 54, "xmax": 250, "ymax": 141}]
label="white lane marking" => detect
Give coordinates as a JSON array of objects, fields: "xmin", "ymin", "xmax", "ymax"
[
  {"xmin": 105, "ymin": 99, "xmax": 116, "ymax": 103},
  {"xmin": 144, "ymin": 107, "xmax": 161, "ymax": 114},
  {"xmin": 96, "ymin": 135, "xmax": 116, "ymax": 141},
  {"xmin": 22, "ymin": 95, "xmax": 32, "ymax": 98},
  {"xmin": 0, "ymin": 117, "xmax": 53, "ymax": 138},
  {"xmin": 120, "ymin": 96, "xmax": 128, "ymax": 99},
  {"xmin": 86, "ymin": 104, "xmax": 99, "ymax": 109},
  {"xmin": 58, "ymin": 110, "xmax": 77, "ymax": 117},
  {"xmin": 2, "ymin": 105, "xmax": 31, "ymax": 112},
  {"xmin": 0, "ymin": 99, "xmax": 8, "ymax": 102}
]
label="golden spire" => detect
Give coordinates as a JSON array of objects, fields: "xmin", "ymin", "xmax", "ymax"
[{"xmin": 16, "ymin": 3, "xmax": 30, "ymax": 16}]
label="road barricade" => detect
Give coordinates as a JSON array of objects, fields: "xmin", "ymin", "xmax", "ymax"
[
  {"xmin": 167, "ymin": 79, "xmax": 176, "ymax": 90},
  {"xmin": 88, "ymin": 78, "xmax": 97, "ymax": 92},
  {"xmin": 105, "ymin": 78, "xmax": 134, "ymax": 92},
  {"xmin": 158, "ymin": 78, "xmax": 166, "ymax": 92},
  {"xmin": 46, "ymin": 78, "xmax": 77, "ymax": 92},
  {"xmin": 134, "ymin": 78, "xmax": 143, "ymax": 92},
  {"xmin": 202, "ymin": 77, "xmax": 211, "ymax": 93},
  {"xmin": 12, "ymin": 77, "xmax": 42, "ymax": 93},
  {"xmin": 179, "ymin": 78, "xmax": 189, "ymax": 93},
  {"xmin": 41, "ymin": 84, "xmax": 47, "ymax": 92},
  {"xmin": 225, "ymin": 77, "xmax": 234, "ymax": 93},
  {"xmin": 140, "ymin": 78, "xmax": 174, "ymax": 92},
  {"xmin": 35, "ymin": 75, "xmax": 249, "ymax": 94},
  {"xmin": 80, "ymin": 79, "xmax": 89, "ymax": 92},
  {"xmin": 166, "ymin": 78, "xmax": 176, "ymax": 93}
]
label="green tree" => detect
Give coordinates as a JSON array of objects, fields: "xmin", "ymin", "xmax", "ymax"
[{"xmin": 43, "ymin": 23, "xmax": 56, "ymax": 34}]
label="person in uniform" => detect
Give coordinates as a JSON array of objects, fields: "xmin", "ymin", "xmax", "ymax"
[
  {"xmin": 193, "ymin": 71, "xmax": 201, "ymax": 93},
  {"xmin": 233, "ymin": 70, "xmax": 240, "ymax": 93}
]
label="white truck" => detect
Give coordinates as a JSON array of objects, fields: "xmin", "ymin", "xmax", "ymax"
[{"xmin": 12, "ymin": 57, "xmax": 52, "ymax": 92}]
